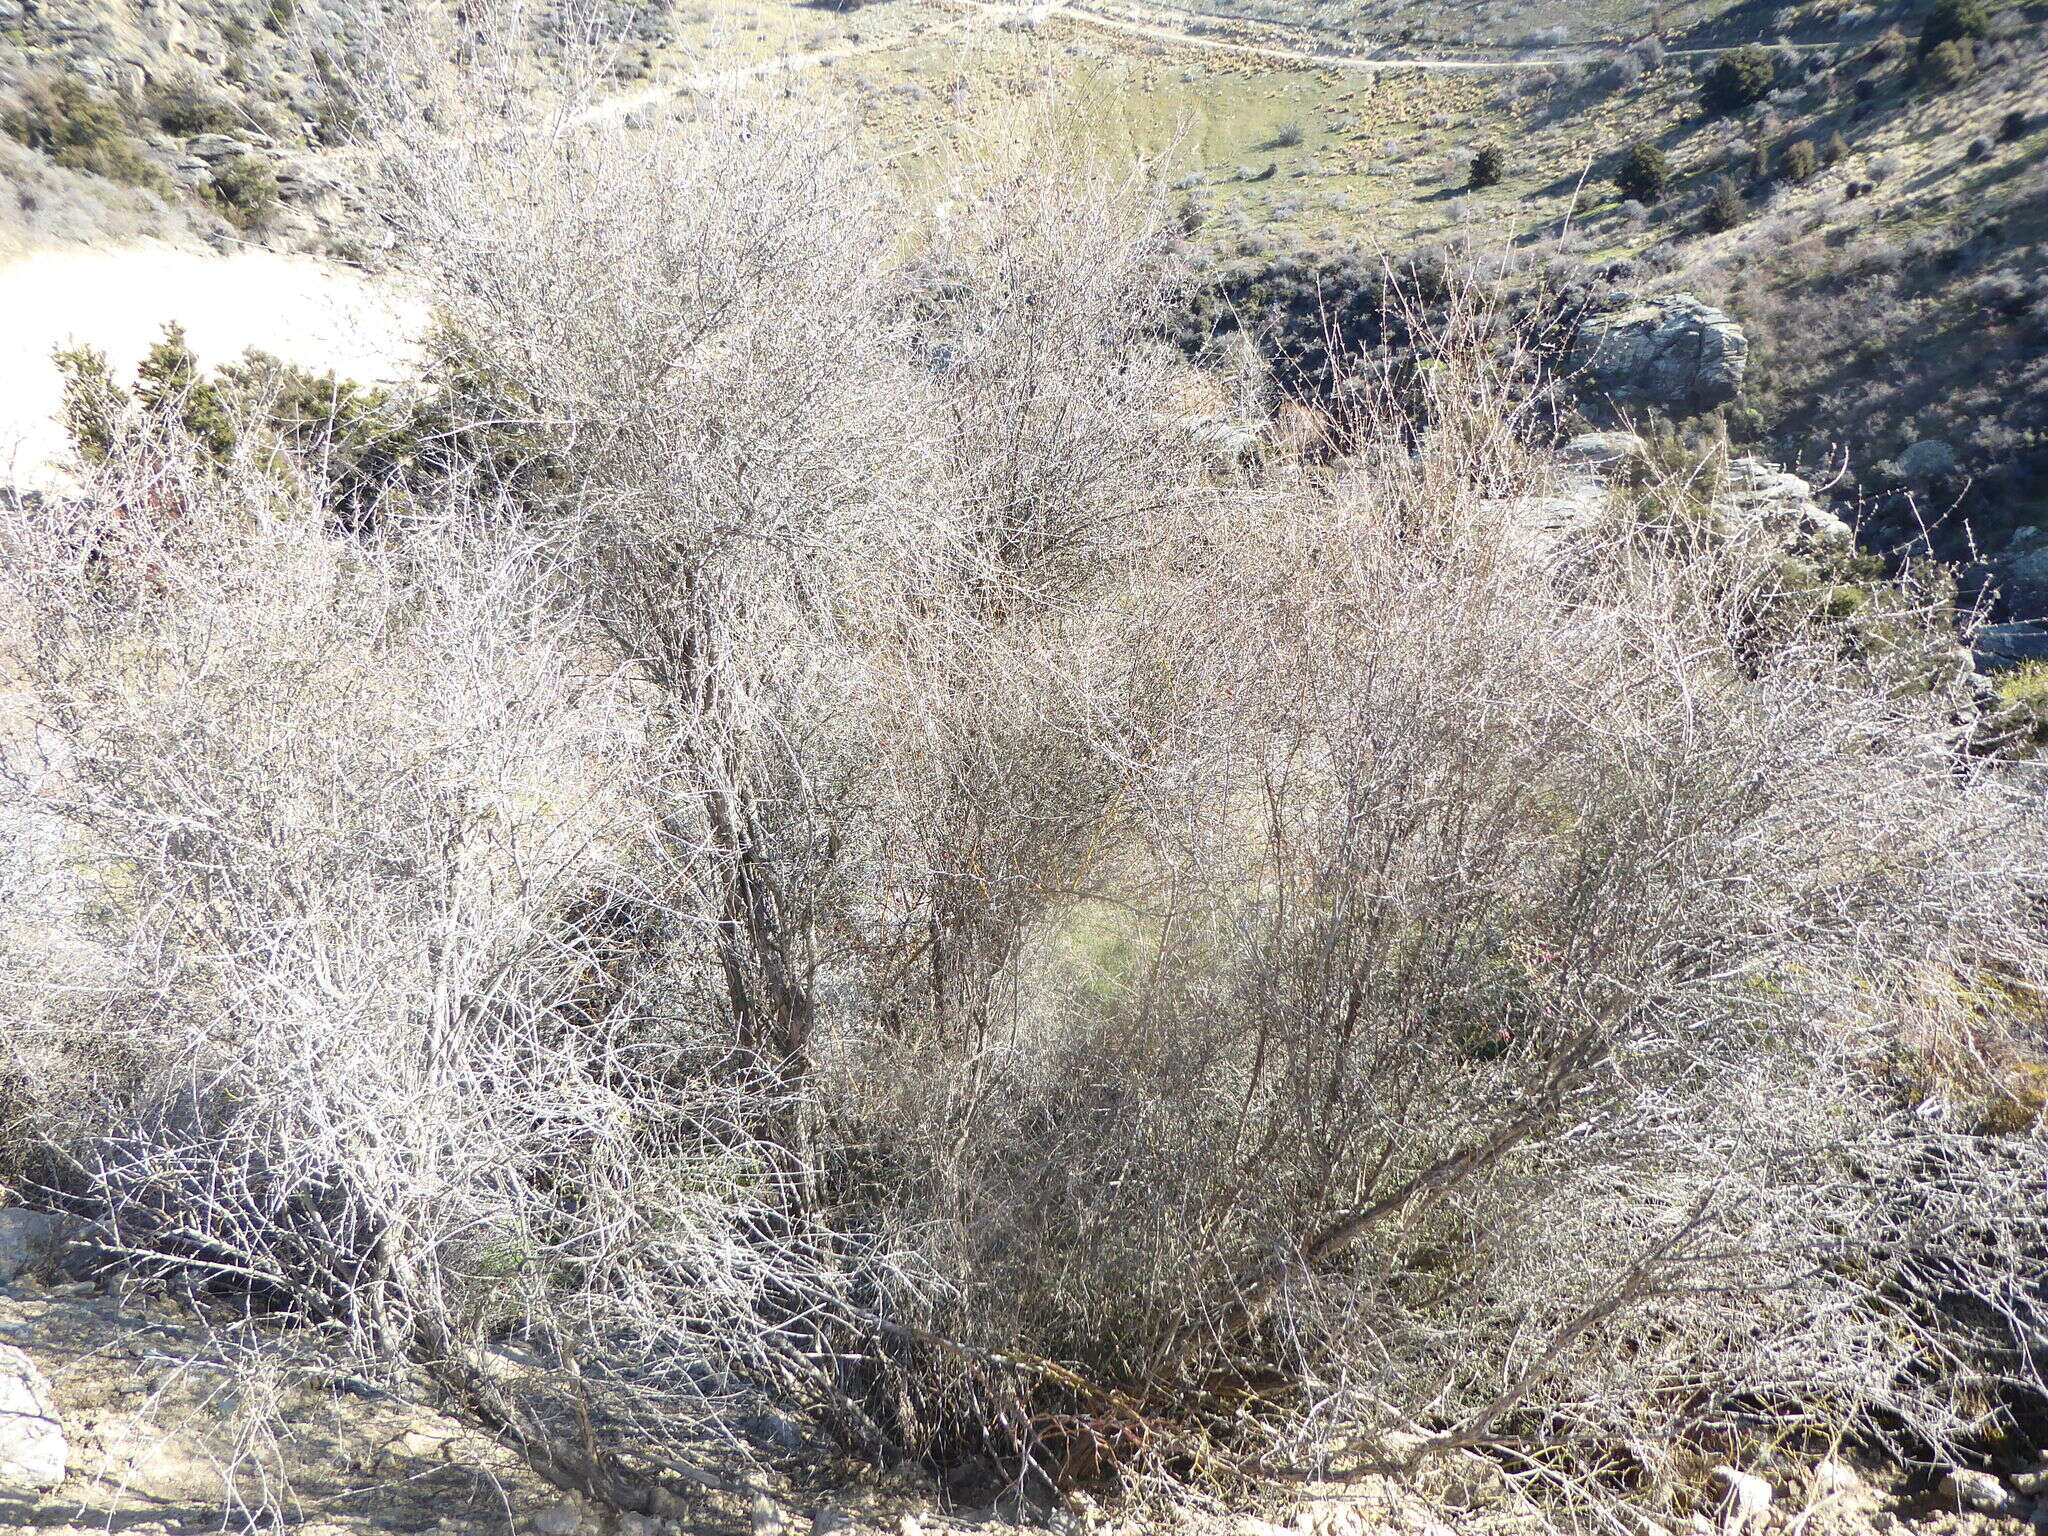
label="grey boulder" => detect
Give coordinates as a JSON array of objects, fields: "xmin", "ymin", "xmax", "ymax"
[
  {"xmin": 1936, "ymin": 1468, "xmax": 2016, "ymax": 1516},
  {"xmin": 1568, "ymin": 294, "xmax": 1749, "ymax": 414},
  {"xmin": 0, "ymin": 1210, "xmax": 62, "ymax": 1286}
]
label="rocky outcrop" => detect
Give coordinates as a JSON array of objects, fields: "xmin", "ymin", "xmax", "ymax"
[
  {"xmin": 1567, "ymin": 294, "xmax": 1749, "ymax": 415},
  {"xmin": 1717, "ymin": 455, "xmax": 1853, "ymax": 546},
  {"xmin": 1537, "ymin": 448, "xmax": 1852, "ymax": 553}
]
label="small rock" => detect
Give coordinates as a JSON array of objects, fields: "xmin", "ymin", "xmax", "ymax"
[
  {"xmin": 810, "ymin": 1511, "xmax": 851, "ymax": 1536},
  {"xmin": 750, "ymin": 1491, "xmax": 787, "ymax": 1536},
  {"xmin": 1937, "ymin": 1469, "xmax": 2014, "ymax": 1516},
  {"xmin": 0, "ymin": 1343, "xmax": 64, "ymax": 1489},
  {"xmin": 1562, "ymin": 431, "xmax": 1650, "ymax": 469},
  {"xmin": 1809, "ymin": 1457, "xmax": 1870, "ymax": 1501},
  {"xmin": 529, "ymin": 1501, "xmax": 587, "ymax": 1536},
  {"xmin": 615, "ymin": 1517, "xmax": 660, "ymax": 1536},
  {"xmin": 1712, "ymin": 1467, "xmax": 1773, "ymax": 1536},
  {"xmin": 898, "ymin": 1519, "xmax": 923, "ymax": 1536},
  {"xmin": 646, "ymin": 1487, "xmax": 684, "ymax": 1520},
  {"xmin": 2011, "ymin": 1467, "xmax": 2048, "ymax": 1497}
]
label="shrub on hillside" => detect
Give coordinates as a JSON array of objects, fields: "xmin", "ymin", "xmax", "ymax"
[
  {"xmin": 1468, "ymin": 143, "xmax": 1505, "ymax": 187},
  {"xmin": 134, "ymin": 323, "xmax": 237, "ymax": 460},
  {"xmin": 1918, "ymin": 38, "xmax": 1974, "ymax": 88},
  {"xmin": 1702, "ymin": 44, "xmax": 1778, "ymax": 113},
  {"xmin": 1917, "ymin": 0, "xmax": 1989, "ymax": 56},
  {"xmin": 55, "ymin": 323, "xmax": 561, "ymax": 530},
  {"xmin": 1615, "ymin": 140, "xmax": 1674, "ymax": 201},
  {"xmin": 1780, "ymin": 137, "xmax": 1819, "ymax": 181},
  {"xmin": 145, "ymin": 76, "xmax": 238, "ymax": 136},
  {"xmin": 2, "ymin": 71, "xmax": 155, "ymax": 184},
  {"xmin": 1602, "ymin": 50, "xmax": 1646, "ymax": 90},
  {"xmin": 207, "ymin": 152, "xmax": 277, "ymax": 227},
  {"xmin": 1703, "ymin": 173, "xmax": 1748, "ymax": 229}
]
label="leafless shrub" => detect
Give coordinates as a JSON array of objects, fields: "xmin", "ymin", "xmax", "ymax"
[{"xmin": 3, "ymin": 29, "xmax": 2047, "ymax": 1532}]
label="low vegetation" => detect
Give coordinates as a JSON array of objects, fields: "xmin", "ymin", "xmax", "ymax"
[
  {"xmin": 1700, "ymin": 44, "xmax": 1778, "ymax": 115},
  {"xmin": 1613, "ymin": 139, "xmax": 1672, "ymax": 200},
  {"xmin": 1, "ymin": 69, "xmax": 156, "ymax": 184}
]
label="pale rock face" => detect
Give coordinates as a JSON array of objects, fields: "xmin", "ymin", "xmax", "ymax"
[
  {"xmin": 0, "ymin": 1342, "xmax": 66, "ymax": 1490},
  {"xmin": 1568, "ymin": 295, "xmax": 1750, "ymax": 414}
]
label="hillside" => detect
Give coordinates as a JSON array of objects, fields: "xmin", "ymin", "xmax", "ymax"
[{"xmin": 715, "ymin": 0, "xmax": 2047, "ymax": 617}]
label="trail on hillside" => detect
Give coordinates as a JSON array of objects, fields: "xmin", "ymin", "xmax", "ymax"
[
  {"xmin": 576, "ymin": 13, "xmax": 994, "ymax": 126},
  {"xmin": 950, "ymin": 0, "xmax": 1833, "ymax": 68},
  {"xmin": 1014, "ymin": 0, "xmax": 1595, "ymax": 69}
]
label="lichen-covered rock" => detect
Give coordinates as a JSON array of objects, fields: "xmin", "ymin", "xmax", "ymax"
[
  {"xmin": 1898, "ymin": 439, "xmax": 1959, "ymax": 481},
  {"xmin": 1568, "ymin": 295, "xmax": 1749, "ymax": 414}
]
